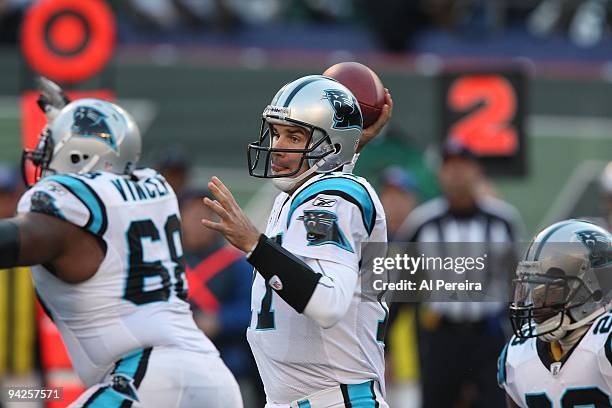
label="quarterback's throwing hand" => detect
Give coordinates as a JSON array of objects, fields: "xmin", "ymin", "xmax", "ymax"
[
  {"xmin": 201, "ymin": 176, "xmax": 260, "ymax": 253},
  {"xmin": 356, "ymin": 88, "xmax": 393, "ymax": 153}
]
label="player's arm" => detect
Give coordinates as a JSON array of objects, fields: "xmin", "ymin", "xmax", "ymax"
[
  {"xmin": 343, "ymin": 89, "xmax": 393, "ymax": 173},
  {"xmin": 0, "ymin": 212, "xmax": 73, "ymax": 267},
  {"xmin": 202, "ymin": 177, "xmax": 354, "ymax": 326},
  {"xmin": 238, "ymin": 233, "xmax": 322, "ymax": 313},
  {"xmin": 356, "ymin": 88, "xmax": 392, "ymax": 154},
  {"xmin": 246, "ymin": 234, "xmax": 356, "ymax": 327},
  {"xmin": 0, "ymin": 212, "xmax": 104, "ymax": 283}
]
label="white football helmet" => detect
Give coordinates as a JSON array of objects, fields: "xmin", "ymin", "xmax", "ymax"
[
  {"xmin": 22, "ymin": 98, "xmax": 141, "ymax": 185},
  {"xmin": 510, "ymin": 219, "xmax": 612, "ymax": 341},
  {"xmin": 247, "ymin": 75, "xmax": 362, "ymax": 191}
]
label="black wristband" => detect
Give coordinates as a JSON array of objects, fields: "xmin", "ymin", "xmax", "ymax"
[
  {"xmin": 248, "ymin": 234, "xmax": 321, "ymax": 313},
  {"xmin": 0, "ymin": 220, "xmax": 20, "ymax": 268}
]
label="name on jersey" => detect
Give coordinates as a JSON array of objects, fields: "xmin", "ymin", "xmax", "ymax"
[{"xmin": 111, "ymin": 175, "xmax": 170, "ymax": 202}]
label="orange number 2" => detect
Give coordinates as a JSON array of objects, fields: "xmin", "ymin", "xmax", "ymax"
[{"xmin": 448, "ymin": 75, "xmax": 518, "ymax": 156}]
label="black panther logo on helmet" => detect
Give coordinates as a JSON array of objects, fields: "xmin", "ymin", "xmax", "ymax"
[
  {"xmin": 72, "ymin": 106, "xmax": 117, "ymax": 151},
  {"xmin": 322, "ymin": 89, "xmax": 362, "ymax": 130},
  {"xmin": 576, "ymin": 230, "xmax": 612, "ymax": 267}
]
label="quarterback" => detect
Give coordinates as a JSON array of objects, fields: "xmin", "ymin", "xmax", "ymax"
[
  {"xmin": 499, "ymin": 219, "xmax": 612, "ymax": 407},
  {"xmin": 201, "ymin": 75, "xmax": 392, "ymax": 407},
  {"xmin": 0, "ymin": 84, "xmax": 242, "ymax": 407}
]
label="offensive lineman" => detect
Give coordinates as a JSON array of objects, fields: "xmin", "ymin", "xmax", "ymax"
[
  {"xmin": 499, "ymin": 219, "xmax": 612, "ymax": 407},
  {"xmin": 0, "ymin": 84, "xmax": 242, "ymax": 407},
  {"xmin": 201, "ymin": 75, "xmax": 393, "ymax": 407}
]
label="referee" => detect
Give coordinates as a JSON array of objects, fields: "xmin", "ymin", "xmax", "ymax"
[{"xmin": 395, "ymin": 141, "xmax": 523, "ymax": 408}]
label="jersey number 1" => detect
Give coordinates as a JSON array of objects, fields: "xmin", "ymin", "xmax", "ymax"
[
  {"xmin": 125, "ymin": 215, "xmax": 187, "ymax": 305},
  {"xmin": 254, "ymin": 234, "xmax": 281, "ymax": 330}
]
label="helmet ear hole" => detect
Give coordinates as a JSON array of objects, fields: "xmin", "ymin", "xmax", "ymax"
[
  {"xmin": 334, "ymin": 143, "xmax": 342, "ymax": 154},
  {"xmin": 70, "ymin": 154, "xmax": 81, "ymax": 164},
  {"xmin": 545, "ymin": 267, "xmax": 566, "ymax": 278},
  {"xmin": 592, "ymin": 289, "xmax": 603, "ymax": 301}
]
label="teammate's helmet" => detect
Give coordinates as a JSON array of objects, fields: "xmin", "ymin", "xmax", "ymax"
[
  {"xmin": 510, "ymin": 219, "xmax": 612, "ymax": 341},
  {"xmin": 22, "ymin": 98, "xmax": 141, "ymax": 186},
  {"xmin": 247, "ymin": 75, "xmax": 362, "ymax": 180}
]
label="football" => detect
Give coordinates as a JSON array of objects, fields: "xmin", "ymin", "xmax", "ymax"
[{"xmin": 323, "ymin": 61, "xmax": 385, "ymax": 128}]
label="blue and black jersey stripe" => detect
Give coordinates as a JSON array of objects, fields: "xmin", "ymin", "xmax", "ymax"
[
  {"xmin": 340, "ymin": 381, "xmax": 380, "ymax": 408},
  {"xmin": 43, "ymin": 175, "xmax": 108, "ymax": 236},
  {"xmin": 82, "ymin": 348, "xmax": 152, "ymax": 408},
  {"xmin": 82, "ymin": 386, "xmax": 123, "ymax": 408},
  {"xmin": 288, "ymin": 176, "xmax": 376, "ymax": 235},
  {"xmin": 112, "ymin": 347, "xmax": 152, "ymax": 388}
]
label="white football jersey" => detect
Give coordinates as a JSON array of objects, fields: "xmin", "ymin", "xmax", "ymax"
[
  {"xmin": 246, "ymin": 172, "xmax": 388, "ymax": 404},
  {"xmin": 499, "ymin": 312, "xmax": 612, "ymax": 407},
  {"xmin": 17, "ymin": 169, "xmax": 217, "ymax": 386}
]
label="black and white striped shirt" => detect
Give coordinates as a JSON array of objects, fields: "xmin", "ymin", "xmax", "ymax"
[{"xmin": 396, "ymin": 196, "xmax": 524, "ymax": 322}]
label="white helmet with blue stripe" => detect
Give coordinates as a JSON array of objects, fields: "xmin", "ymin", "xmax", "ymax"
[
  {"xmin": 22, "ymin": 98, "xmax": 141, "ymax": 186},
  {"xmin": 248, "ymin": 75, "xmax": 363, "ymax": 191},
  {"xmin": 510, "ymin": 219, "xmax": 612, "ymax": 341}
]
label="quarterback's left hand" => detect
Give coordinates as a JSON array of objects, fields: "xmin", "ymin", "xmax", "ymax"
[{"xmin": 201, "ymin": 176, "xmax": 260, "ymax": 253}]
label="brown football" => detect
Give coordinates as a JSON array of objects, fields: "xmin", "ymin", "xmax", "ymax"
[{"xmin": 323, "ymin": 61, "xmax": 385, "ymax": 128}]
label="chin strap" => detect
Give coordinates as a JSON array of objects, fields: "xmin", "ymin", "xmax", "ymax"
[
  {"xmin": 564, "ymin": 305, "xmax": 611, "ymax": 331},
  {"xmin": 539, "ymin": 304, "xmax": 611, "ymax": 342},
  {"xmin": 272, "ymin": 158, "xmax": 325, "ymax": 192},
  {"xmin": 538, "ymin": 313, "xmax": 571, "ymax": 342}
]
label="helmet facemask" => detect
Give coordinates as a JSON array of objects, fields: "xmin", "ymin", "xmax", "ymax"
[
  {"xmin": 21, "ymin": 127, "xmax": 55, "ymax": 187},
  {"xmin": 247, "ymin": 116, "xmax": 335, "ymax": 179},
  {"xmin": 510, "ymin": 262, "xmax": 594, "ymax": 340}
]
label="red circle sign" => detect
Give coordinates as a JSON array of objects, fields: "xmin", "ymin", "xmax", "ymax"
[
  {"xmin": 48, "ymin": 13, "xmax": 86, "ymax": 53},
  {"xmin": 21, "ymin": 0, "xmax": 116, "ymax": 83}
]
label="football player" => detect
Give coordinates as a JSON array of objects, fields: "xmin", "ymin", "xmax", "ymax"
[
  {"xmin": 0, "ymin": 84, "xmax": 242, "ymax": 407},
  {"xmin": 498, "ymin": 219, "xmax": 612, "ymax": 407},
  {"xmin": 201, "ymin": 75, "xmax": 393, "ymax": 407}
]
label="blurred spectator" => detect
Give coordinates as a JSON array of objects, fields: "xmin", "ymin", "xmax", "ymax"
[
  {"xmin": 154, "ymin": 144, "xmax": 191, "ymax": 198},
  {"xmin": 0, "ymin": 164, "xmax": 21, "ymax": 217},
  {"xmin": 528, "ymin": 0, "xmax": 611, "ymax": 47},
  {"xmin": 397, "ymin": 140, "xmax": 523, "ymax": 408},
  {"xmin": 126, "ymin": 0, "xmax": 183, "ymax": 30},
  {"xmin": 0, "ymin": 0, "xmax": 30, "ymax": 44},
  {"xmin": 180, "ymin": 189, "xmax": 264, "ymax": 408},
  {"xmin": 223, "ymin": 0, "xmax": 282, "ymax": 25},
  {"xmin": 123, "ymin": 0, "xmax": 279, "ymax": 31},
  {"xmin": 379, "ymin": 166, "xmax": 419, "ymax": 239},
  {"xmin": 360, "ymin": 0, "xmax": 427, "ymax": 52},
  {"xmin": 378, "ymin": 166, "xmax": 422, "ymax": 408},
  {"xmin": 0, "ymin": 164, "xmax": 38, "ymax": 391}
]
